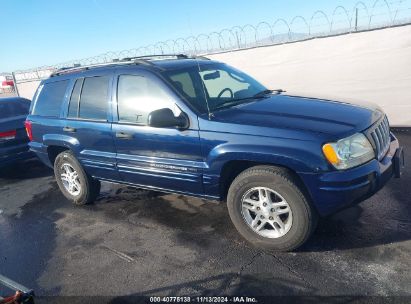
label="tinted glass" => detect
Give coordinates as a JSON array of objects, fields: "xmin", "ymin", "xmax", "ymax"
[
  {"xmin": 117, "ymin": 75, "xmax": 175, "ymax": 124},
  {"xmin": 169, "ymin": 72, "xmax": 196, "ymax": 98},
  {"xmin": 68, "ymin": 78, "xmax": 83, "ymax": 118},
  {"xmin": 33, "ymin": 80, "xmax": 69, "ymax": 117},
  {"xmin": 78, "ymin": 76, "xmax": 109, "ymax": 120}
]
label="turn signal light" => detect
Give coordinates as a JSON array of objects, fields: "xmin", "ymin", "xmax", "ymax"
[
  {"xmin": 24, "ymin": 120, "xmax": 33, "ymax": 141},
  {"xmin": 322, "ymin": 143, "xmax": 339, "ymax": 166}
]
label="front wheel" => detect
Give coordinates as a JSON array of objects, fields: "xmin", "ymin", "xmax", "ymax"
[
  {"xmin": 227, "ymin": 165, "xmax": 317, "ymax": 251},
  {"xmin": 54, "ymin": 151, "xmax": 100, "ymax": 205}
]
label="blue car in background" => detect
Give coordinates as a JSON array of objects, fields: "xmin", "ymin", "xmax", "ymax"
[{"xmin": 0, "ymin": 97, "xmax": 33, "ymax": 168}]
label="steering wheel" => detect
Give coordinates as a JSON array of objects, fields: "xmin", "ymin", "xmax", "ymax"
[{"xmin": 217, "ymin": 88, "xmax": 234, "ymax": 99}]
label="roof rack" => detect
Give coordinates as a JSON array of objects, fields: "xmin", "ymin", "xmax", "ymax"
[
  {"xmin": 122, "ymin": 54, "xmax": 189, "ymax": 61},
  {"xmin": 121, "ymin": 54, "xmax": 210, "ymax": 61},
  {"xmin": 50, "ymin": 60, "xmax": 137, "ymax": 77},
  {"xmin": 50, "ymin": 54, "xmax": 210, "ymax": 77}
]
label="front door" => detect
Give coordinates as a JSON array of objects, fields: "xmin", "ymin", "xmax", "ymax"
[{"xmin": 112, "ymin": 69, "xmax": 204, "ymax": 195}]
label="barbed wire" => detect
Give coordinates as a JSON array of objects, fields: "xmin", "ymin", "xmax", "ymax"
[{"xmin": 12, "ymin": 0, "xmax": 411, "ymax": 82}]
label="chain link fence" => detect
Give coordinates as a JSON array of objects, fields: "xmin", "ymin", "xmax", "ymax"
[{"xmin": 8, "ymin": 0, "xmax": 411, "ymax": 97}]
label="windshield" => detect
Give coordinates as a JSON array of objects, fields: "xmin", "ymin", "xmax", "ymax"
[{"xmin": 162, "ymin": 63, "xmax": 267, "ymax": 113}]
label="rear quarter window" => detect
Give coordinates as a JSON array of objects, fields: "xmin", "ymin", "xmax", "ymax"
[{"xmin": 33, "ymin": 80, "xmax": 69, "ymax": 117}]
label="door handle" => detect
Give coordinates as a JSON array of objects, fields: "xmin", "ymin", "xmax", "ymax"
[
  {"xmin": 63, "ymin": 126, "xmax": 76, "ymax": 133},
  {"xmin": 116, "ymin": 132, "xmax": 133, "ymax": 139}
]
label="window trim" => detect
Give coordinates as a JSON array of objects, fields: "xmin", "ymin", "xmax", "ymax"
[
  {"xmin": 67, "ymin": 77, "xmax": 84, "ymax": 119},
  {"xmin": 65, "ymin": 117, "xmax": 108, "ymax": 123}
]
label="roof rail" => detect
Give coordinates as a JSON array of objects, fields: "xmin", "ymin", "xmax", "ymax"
[
  {"xmin": 50, "ymin": 59, "xmax": 147, "ymax": 77},
  {"xmin": 50, "ymin": 54, "xmax": 210, "ymax": 77},
  {"xmin": 122, "ymin": 54, "xmax": 188, "ymax": 61},
  {"xmin": 122, "ymin": 54, "xmax": 210, "ymax": 61}
]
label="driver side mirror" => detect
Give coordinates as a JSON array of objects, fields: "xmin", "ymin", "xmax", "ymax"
[{"xmin": 148, "ymin": 108, "xmax": 189, "ymax": 130}]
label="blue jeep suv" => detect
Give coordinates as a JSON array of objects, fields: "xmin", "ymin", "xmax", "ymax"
[{"xmin": 26, "ymin": 55, "xmax": 404, "ymax": 251}]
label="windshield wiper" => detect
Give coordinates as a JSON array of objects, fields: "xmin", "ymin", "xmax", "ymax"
[
  {"xmin": 213, "ymin": 89, "xmax": 285, "ymax": 111},
  {"xmin": 253, "ymin": 89, "xmax": 285, "ymax": 98},
  {"xmin": 213, "ymin": 98, "xmax": 254, "ymax": 111}
]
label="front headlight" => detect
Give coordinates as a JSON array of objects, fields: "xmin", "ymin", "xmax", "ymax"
[{"xmin": 322, "ymin": 133, "xmax": 375, "ymax": 170}]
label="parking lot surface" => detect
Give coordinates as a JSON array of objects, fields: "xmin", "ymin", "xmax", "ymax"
[{"xmin": 0, "ymin": 131, "xmax": 410, "ymax": 299}]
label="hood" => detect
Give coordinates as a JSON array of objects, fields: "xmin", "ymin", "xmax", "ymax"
[{"xmin": 210, "ymin": 94, "xmax": 383, "ymax": 138}]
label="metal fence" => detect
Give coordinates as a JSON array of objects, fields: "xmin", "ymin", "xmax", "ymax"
[{"xmin": 10, "ymin": 0, "xmax": 411, "ymax": 87}]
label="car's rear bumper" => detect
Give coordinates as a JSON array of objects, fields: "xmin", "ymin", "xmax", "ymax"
[
  {"xmin": 0, "ymin": 148, "xmax": 34, "ymax": 168},
  {"xmin": 299, "ymin": 134, "xmax": 403, "ymax": 216},
  {"xmin": 28, "ymin": 141, "xmax": 53, "ymax": 168}
]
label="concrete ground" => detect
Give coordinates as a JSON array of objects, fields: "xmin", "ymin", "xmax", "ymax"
[{"xmin": 0, "ymin": 131, "xmax": 410, "ymax": 300}]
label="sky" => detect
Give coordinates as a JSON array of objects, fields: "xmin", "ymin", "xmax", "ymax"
[{"xmin": 0, "ymin": 0, "xmax": 377, "ymax": 72}]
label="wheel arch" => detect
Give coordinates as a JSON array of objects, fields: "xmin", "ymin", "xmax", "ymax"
[
  {"xmin": 43, "ymin": 134, "xmax": 80, "ymax": 166},
  {"xmin": 219, "ymin": 160, "xmax": 313, "ymax": 205},
  {"xmin": 205, "ymin": 143, "xmax": 323, "ymax": 203}
]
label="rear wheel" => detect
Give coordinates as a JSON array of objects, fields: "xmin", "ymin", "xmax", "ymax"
[
  {"xmin": 54, "ymin": 151, "xmax": 100, "ymax": 205},
  {"xmin": 227, "ymin": 165, "xmax": 317, "ymax": 251}
]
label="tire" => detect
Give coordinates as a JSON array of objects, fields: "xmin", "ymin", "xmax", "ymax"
[
  {"xmin": 227, "ymin": 165, "xmax": 317, "ymax": 252},
  {"xmin": 54, "ymin": 150, "xmax": 101, "ymax": 205}
]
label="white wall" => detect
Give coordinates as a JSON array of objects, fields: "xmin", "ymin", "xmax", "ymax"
[
  {"xmin": 16, "ymin": 25, "xmax": 411, "ymax": 126},
  {"xmin": 17, "ymin": 80, "xmax": 41, "ymax": 100},
  {"xmin": 208, "ymin": 25, "xmax": 411, "ymax": 127}
]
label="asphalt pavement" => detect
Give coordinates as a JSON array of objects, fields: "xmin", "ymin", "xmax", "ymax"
[{"xmin": 0, "ymin": 131, "xmax": 410, "ymax": 300}]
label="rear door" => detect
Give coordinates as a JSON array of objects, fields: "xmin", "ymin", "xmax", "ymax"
[
  {"xmin": 0, "ymin": 100, "xmax": 30, "ymax": 159},
  {"xmin": 63, "ymin": 72, "xmax": 119, "ymax": 180},
  {"xmin": 111, "ymin": 69, "xmax": 204, "ymax": 195}
]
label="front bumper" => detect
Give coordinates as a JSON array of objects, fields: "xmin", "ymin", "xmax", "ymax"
[{"xmin": 299, "ymin": 134, "xmax": 404, "ymax": 216}]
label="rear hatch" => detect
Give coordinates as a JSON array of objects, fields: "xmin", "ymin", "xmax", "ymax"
[{"xmin": 0, "ymin": 100, "xmax": 30, "ymax": 158}]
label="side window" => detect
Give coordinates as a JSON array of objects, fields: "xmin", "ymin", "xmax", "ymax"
[
  {"xmin": 117, "ymin": 75, "xmax": 176, "ymax": 125},
  {"xmin": 68, "ymin": 78, "xmax": 84, "ymax": 118},
  {"xmin": 78, "ymin": 76, "xmax": 109, "ymax": 120},
  {"xmin": 168, "ymin": 72, "xmax": 196, "ymax": 98},
  {"xmin": 32, "ymin": 80, "xmax": 69, "ymax": 117}
]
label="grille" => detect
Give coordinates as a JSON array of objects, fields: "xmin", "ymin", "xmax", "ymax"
[{"xmin": 369, "ymin": 116, "xmax": 391, "ymax": 160}]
